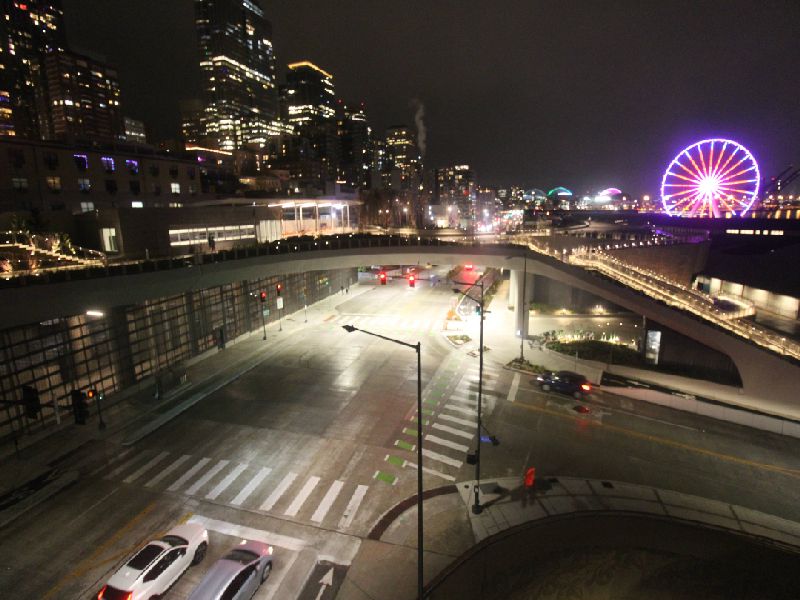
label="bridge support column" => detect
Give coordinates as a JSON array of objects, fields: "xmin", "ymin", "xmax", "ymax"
[{"xmin": 511, "ymin": 269, "xmax": 534, "ymax": 338}]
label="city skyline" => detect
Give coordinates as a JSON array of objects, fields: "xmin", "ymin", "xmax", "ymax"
[{"xmin": 55, "ymin": 0, "xmax": 800, "ymax": 194}]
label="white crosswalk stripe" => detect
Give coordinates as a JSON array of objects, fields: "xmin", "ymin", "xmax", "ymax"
[
  {"xmin": 311, "ymin": 480, "xmax": 344, "ymax": 523},
  {"xmin": 284, "ymin": 476, "xmax": 320, "ymax": 517},
  {"xmin": 259, "ymin": 472, "xmax": 297, "ymax": 511},
  {"xmin": 206, "ymin": 463, "xmax": 247, "ymax": 500},
  {"xmin": 443, "ymin": 404, "xmax": 478, "ymax": 417},
  {"xmin": 449, "ymin": 394, "xmax": 478, "ymax": 406},
  {"xmin": 425, "ymin": 434, "xmax": 469, "ymax": 453},
  {"xmin": 145, "ymin": 454, "xmax": 191, "ymax": 488},
  {"xmin": 438, "ymin": 413, "xmax": 477, "ymax": 427},
  {"xmin": 123, "ymin": 451, "xmax": 170, "ymax": 484},
  {"xmin": 422, "ymin": 448, "xmax": 463, "ymax": 468},
  {"xmin": 105, "ymin": 452, "xmax": 150, "ymax": 480},
  {"xmin": 186, "ymin": 459, "xmax": 229, "ymax": 495},
  {"xmin": 431, "ymin": 422, "xmax": 473, "ymax": 440},
  {"xmin": 338, "ymin": 484, "xmax": 369, "ymax": 530},
  {"xmin": 406, "ymin": 461, "xmax": 456, "ymax": 482},
  {"xmin": 167, "ymin": 457, "xmax": 210, "ymax": 492},
  {"xmin": 230, "ymin": 466, "xmax": 271, "ymax": 506}
]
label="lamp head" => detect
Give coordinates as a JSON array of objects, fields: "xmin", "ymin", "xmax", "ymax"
[{"xmin": 342, "ymin": 325, "xmax": 357, "ymax": 333}]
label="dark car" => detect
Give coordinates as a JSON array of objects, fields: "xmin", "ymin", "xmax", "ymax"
[{"xmin": 535, "ymin": 370, "xmax": 592, "ymax": 399}]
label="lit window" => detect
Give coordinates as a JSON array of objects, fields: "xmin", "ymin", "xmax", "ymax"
[
  {"xmin": 101, "ymin": 156, "xmax": 115, "ymax": 172},
  {"xmin": 170, "ymin": 182, "xmax": 180, "ymax": 195},
  {"xmin": 11, "ymin": 177, "xmax": 28, "ymax": 191},
  {"xmin": 131, "ymin": 200, "xmax": 144, "ymax": 208},
  {"xmin": 125, "ymin": 159, "xmax": 139, "ymax": 174},
  {"xmin": 73, "ymin": 153, "xmax": 88, "ymax": 171},
  {"xmin": 46, "ymin": 176, "xmax": 61, "ymax": 191},
  {"xmin": 78, "ymin": 177, "xmax": 91, "ymax": 192},
  {"xmin": 80, "ymin": 201, "xmax": 95, "ymax": 212},
  {"xmin": 101, "ymin": 227, "xmax": 118, "ymax": 252}
]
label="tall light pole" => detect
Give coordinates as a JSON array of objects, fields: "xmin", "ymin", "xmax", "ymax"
[
  {"xmin": 452, "ymin": 278, "xmax": 485, "ymax": 514},
  {"xmin": 519, "ymin": 252, "xmax": 527, "ymax": 361},
  {"xmin": 341, "ymin": 324, "xmax": 425, "ymax": 599}
]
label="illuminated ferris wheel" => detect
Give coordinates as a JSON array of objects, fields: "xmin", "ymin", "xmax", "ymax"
[{"xmin": 660, "ymin": 138, "xmax": 760, "ymax": 217}]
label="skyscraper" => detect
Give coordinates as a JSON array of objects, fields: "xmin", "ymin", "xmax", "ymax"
[
  {"xmin": 336, "ymin": 101, "xmax": 370, "ymax": 189},
  {"xmin": 195, "ymin": 0, "xmax": 278, "ymax": 150},
  {"xmin": 43, "ymin": 49, "xmax": 122, "ymax": 143},
  {"xmin": 385, "ymin": 126, "xmax": 421, "ymax": 191},
  {"xmin": 280, "ymin": 61, "xmax": 336, "ymax": 129},
  {"xmin": 0, "ymin": 0, "xmax": 66, "ymax": 139}
]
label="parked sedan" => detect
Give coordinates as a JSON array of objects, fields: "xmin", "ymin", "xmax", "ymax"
[
  {"xmin": 535, "ymin": 370, "xmax": 593, "ymax": 399},
  {"xmin": 98, "ymin": 522, "xmax": 208, "ymax": 600},
  {"xmin": 187, "ymin": 540, "xmax": 274, "ymax": 600}
]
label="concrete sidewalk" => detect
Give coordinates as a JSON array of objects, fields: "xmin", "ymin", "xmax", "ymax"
[{"xmin": 339, "ymin": 474, "xmax": 800, "ymax": 599}]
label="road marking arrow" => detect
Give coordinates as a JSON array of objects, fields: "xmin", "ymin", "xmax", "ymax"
[{"xmin": 315, "ymin": 567, "xmax": 334, "ymax": 600}]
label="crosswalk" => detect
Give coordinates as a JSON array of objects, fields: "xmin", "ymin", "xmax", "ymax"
[
  {"xmin": 101, "ymin": 450, "xmax": 370, "ymax": 532},
  {"xmin": 383, "ymin": 357, "xmax": 505, "ymax": 484}
]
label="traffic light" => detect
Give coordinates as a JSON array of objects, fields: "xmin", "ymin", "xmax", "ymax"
[
  {"xmin": 475, "ymin": 305, "xmax": 482, "ymax": 316},
  {"xmin": 276, "ymin": 283, "xmax": 282, "ymax": 296},
  {"xmin": 379, "ymin": 271, "xmax": 387, "ymax": 285},
  {"xmin": 22, "ymin": 385, "xmax": 40, "ymax": 420},
  {"xmin": 408, "ymin": 274, "xmax": 415, "ymax": 288},
  {"xmin": 86, "ymin": 389, "xmax": 97, "ymax": 401},
  {"xmin": 259, "ymin": 291, "xmax": 267, "ymax": 303}
]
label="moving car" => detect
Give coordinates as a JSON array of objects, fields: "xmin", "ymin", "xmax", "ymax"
[
  {"xmin": 535, "ymin": 370, "xmax": 592, "ymax": 399},
  {"xmin": 188, "ymin": 540, "xmax": 274, "ymax": 600},
  {"xmin": 98, "ymin": 522, "xmax": 208, "ymax": 600}
]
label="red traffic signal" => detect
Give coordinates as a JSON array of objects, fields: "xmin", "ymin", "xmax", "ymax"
[
  {"xmin": 408, "ymin": 274, "xmax": 416, "ymax": 288},
  {"xmin": 276, "ymin": 283, "xmax": 283, "ymax": 296},
  {"xmin": 379, "ymin": 271, "xmax": 387, "ymax": 285},
  {"xmin": 259, "ymin": 291, "xmax": 267, "ymax": 303}
]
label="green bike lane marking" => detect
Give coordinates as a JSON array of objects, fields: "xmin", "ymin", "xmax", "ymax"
[{"xmin": 373, "ymin": 470, "xmax": 397, "ymax": 485}]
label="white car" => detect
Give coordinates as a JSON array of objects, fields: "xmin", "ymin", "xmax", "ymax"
[{"xmin": 98, "ymin": 522, "xmax": 208, "ymax": 600}]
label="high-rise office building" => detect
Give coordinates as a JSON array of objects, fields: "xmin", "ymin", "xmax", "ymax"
[
  {"xmin": 0, "ymin": 0, "xmax": 66, "ymax": 139},
  {"xmin": 336, "ymin": 101, "xmax": 370, "ymax": 189},
  {"xmin": 195, "ymin": 0, "xmax": 278, "ymax": 150},
  {"xmin": 280, "ymin": 61, "xmax": 336, "ymax": 129},
  {"xmin": 43, "ymin": 49, "xmax": 122, "ymax": 143},
  {"xmin": 385, "ymin": 126, "xmax": 421, "ymax": 191}
]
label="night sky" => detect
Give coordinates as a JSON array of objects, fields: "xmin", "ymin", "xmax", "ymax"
[{"xmin": 62, "ymin": 0, "xmax": 800, "ymax": 196}]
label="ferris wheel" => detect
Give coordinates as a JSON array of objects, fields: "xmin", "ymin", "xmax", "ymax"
[{"xmin": 660, "ymin": 138, "xmax": 760, "ymax": 217}]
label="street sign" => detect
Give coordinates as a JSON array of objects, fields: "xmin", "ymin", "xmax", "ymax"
[
  {"xmin": 480, "ymin": 435, "xmax": 492, "ymax": 443},
  {"xmin": 262, "ymin": 309, "xmax": 270, "ymax": 317},
  {"xmin": 277, "ymin": 297, "xmax": 284, "ymax": 310}
]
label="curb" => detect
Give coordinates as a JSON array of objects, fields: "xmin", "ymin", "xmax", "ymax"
[{"xmin": 367, "ymin": 485, "xmax": 457, "ymax": 540}]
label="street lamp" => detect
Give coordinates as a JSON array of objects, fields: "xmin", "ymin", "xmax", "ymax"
[
  {"xmin": 451, "ymin": 278, "xmax": 485, "ymax": 515},
  {"xmin": 341, "ymin": 324, "xmax": 425, "ymax": 599}
]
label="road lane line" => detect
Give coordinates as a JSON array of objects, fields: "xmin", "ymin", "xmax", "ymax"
[
  {"xmin": 406, "ymin": 462, "xmax": 456, "ymax": 482},
  {"xmin": 439, "ymin": 413, "xmax": 476, "ymax": 427},
  {"xmin": 260, "ymin": 472, "xmax": 297, "ymax": 511},
  {"xmin": 513, "ymin": 401, "xmax": 800, "ymax": 479},
  {"xmin": 284, "ymin": 476, "xmax": 320, "ymax": 516},
  {"xmin": 145, "ymin": 454, "xmax": 191, "ymax": 488},
  {"xmin": 206, "ymin": 463, "xmax": 247, "ymax": 500},
  {"xmin": 311, "ymin": 480, "xmax": 345, "ymax": 523},
  {"xmin": 167, "ymin": 457, "xmax": 210, "ymax": 492},
  {"xmin": 425, "ymin": 434, "xmax": 469, "ymax": 453},
  {"xmin": 431, "ymin": 423, "xmax": 473, "ymax": 440},
  {"xmin": 338, "ymin": 485, "xmax": 369, "ymax": 529},
  {"xmin": 42, "ymin": 502, "xmax": 157, "ymax": 599},
  {"xmin": 186, "ymin": 459, "xmax": 229, "ymax": 495},
  {"xmin": 507, "ymin": 372, "xmax": 520, "ymax": 403},
  {"xmin": 231, "ymin": 466, "xmax": 271, "ymax": 506},
  {"xmin": 123, "ymin": 451, "xmax": 170, "ymax": 484},
  {"xmin": 422, "ymin": 448, "xmax": 462, "ymax": 468},
  {"xmin": 188, "ymin": 514, "xmax": 308, "ymax": 552}
]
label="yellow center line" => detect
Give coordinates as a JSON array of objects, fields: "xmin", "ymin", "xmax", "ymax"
[
  {"xmin": 42, "ymin": 501, "xmax": 157, "ymax": 599},
  {"xmin": 513, "ymin": 400, "xmax": 800, "ymax": 479}
]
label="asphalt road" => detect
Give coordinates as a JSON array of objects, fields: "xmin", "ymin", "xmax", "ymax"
[{"xmin": 2, "ymin": 265, "xmax": 800, "ymax": 599}]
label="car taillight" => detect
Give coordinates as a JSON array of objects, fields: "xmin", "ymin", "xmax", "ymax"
[
  {"xmin": 97, "ymin": 586, "xmax": 106, "ymax": 600},
  {"xmin": 580, "ymin": 384, "xmax": 591, "ymax": 391}
]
